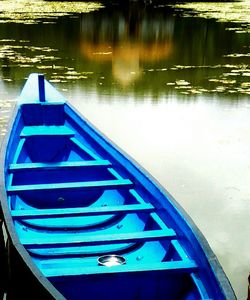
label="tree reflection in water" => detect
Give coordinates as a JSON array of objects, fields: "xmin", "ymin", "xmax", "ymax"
[
  {"xmin": 80, "ymin": 7, "xmax": 174, "ymax": 86},
  {"xmin": 0, "ymin": 4, "xmax": 249, "ymax": 97}
]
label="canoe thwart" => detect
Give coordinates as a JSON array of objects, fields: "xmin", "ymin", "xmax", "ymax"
[
  {"xmin": 7, "ymin": 178, "xmax": 134, "ymax": 194},
  {"xmin": 44, "ymin": 260, "xmax": 198, "ymax": 278},
  {"xmin": 11, "ymin": 203, "xmax": 155, "ymax": 219},
  {"xmin": 20, "ymin": 125, "xmax": 75, "ymax": 137},
  {"xmin": 8, "ymin": 159, "xmax": 112, "ymax": 172},
  {"xmin": 22, "ymin": 229, "xmax": 176, "ymax": 249}
]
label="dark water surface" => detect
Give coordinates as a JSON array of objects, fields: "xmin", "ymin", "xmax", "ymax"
[{"xmin": 0, "ymin": 1, "xmax": 250, "ymax": 299}]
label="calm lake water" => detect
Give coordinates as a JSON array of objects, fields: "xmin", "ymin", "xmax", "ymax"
[{"xmin": 0, "ymin": 1, "xmax": 250, "ymax": 299}]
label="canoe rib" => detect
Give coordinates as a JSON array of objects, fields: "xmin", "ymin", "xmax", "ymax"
[{"xmin": 71, "ymin": 137, "xmax": 100, "ymax": 160}]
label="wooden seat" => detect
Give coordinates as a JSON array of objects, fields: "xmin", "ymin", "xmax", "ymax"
[
  {"xmin": 21, "ymin": 228, "xmax": 176, "ymax": 249},
  {"xmin": 44, "ymin": 260, "xmax": 198, "ymax": 278},
  {"xmin": 8, "ymin": 160, "xmax": 111, "ymax": 173},
  {"xmin": 11, "ymin": 203, "xmax": 154, "ymax": 219},
  {"xmin": 7, "ymin": 178, "xmax": 134, "ymax": 194},
  {"xmin": 20, "ymin": 125, "xmax": 74, "ymax": 137}
]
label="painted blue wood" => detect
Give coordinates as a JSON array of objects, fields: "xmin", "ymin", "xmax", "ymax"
[
  {"xmin": 20, "ymin": 125, "xmax": 74, "ymax": 137},
  {"xmin": 27, "ymin": 243, "xmax": 136, "ymax": 258},
  {"xmin": 150, "ymin": 212, "xmax": 170, "ymax": 230},
  {"xmin": 129, "ymin": 189, "xmax": 147, "ymax": 204},
  {"xmin": 0, "ymin": 74, "xmax": 236, "ymax": 300},
  {"xmin": 38, "ymin": 74, "xmax": 46, "ymax": 102},
  {"xmin": 190, "ymin": 273, "xmax": 210, "ymax": 299},
  {"xmin": 22, "ymin": 228, "xmax": 176, "ymax": 249},
  {"xmin": 21, "ymin": 103, "xmax": 65, "ymax": 125},
  {"xmin": 44, "ymin": 260, "xmax": 198, "ymax": 278},
  {"xmin": 9, "ymin": 159, "xmax": 111, "ymax": 172},
  {"xmin": 70, "ymin": 137, "xmax": 100, "ymax": 160},
  {"xmin": 7, "ymin": 178, "xmax": 133, "ymax": 193},
  {"xmin": 171, "ymin": 240, "xmax": 189, "ymax": 261},
  {"xmin": 12, "ymin": 138, "xmax": 25, "ymax": 164},
  {"xmin": 11, "ymin": 203, "xmax": 154, "ymax": 219},
  {"xmin": 18, "ymin": 73, "xmax": 67, "ymax": 104}
]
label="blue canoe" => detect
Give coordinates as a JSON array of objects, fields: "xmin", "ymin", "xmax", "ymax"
[{"xmin": 0, "ymin": 74, "xmax": 236, "ymax": 300}]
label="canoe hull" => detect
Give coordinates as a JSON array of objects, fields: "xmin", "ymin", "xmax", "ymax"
[
  {"xmin": 0, "ymin": 74, "xmax": 236, "ymax": 300},
  {"xmin": 6, "ymin": 241, "xmax": 55, "ymax": 300}
]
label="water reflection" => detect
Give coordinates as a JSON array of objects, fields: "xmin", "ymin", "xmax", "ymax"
[
  {"xmin": 80, "ymin": 8, "xmax": 174, "ymax": 85},
  {"xmin": 0, "ymin": 5, "xmax": 249, "ymax": 97}
]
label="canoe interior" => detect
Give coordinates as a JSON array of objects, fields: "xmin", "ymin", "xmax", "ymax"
[{"xmin": 1, "ymin": 78, "xmax": 234, "ymax": 300}]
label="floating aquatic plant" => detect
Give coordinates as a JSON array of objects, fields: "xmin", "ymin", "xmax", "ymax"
[
  {"xmin": 0, "ymin": 0, "xmax": 103, "ymax": 24},
  {"xmin": 174, "ymin": 1, "xmax": 250, "ymax": 33}
]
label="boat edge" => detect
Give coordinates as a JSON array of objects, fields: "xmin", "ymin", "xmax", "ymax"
[
  {"xmin": 0, "ymin": 73, "xmax": 237, "ymax": 299},
  {"xmin": 0, "ymin": 103, "xmax": 66, "ymax": 300}
]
